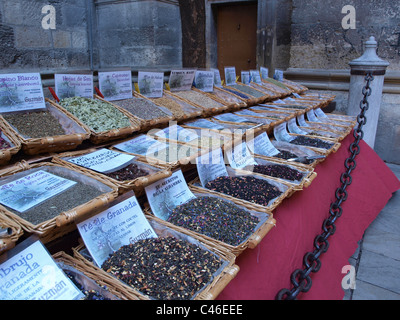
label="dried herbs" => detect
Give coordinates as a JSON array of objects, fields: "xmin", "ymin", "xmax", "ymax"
[
  {"xmin": 205, "ymin": 176, "xmax": 282, "ymax": 207},
  {"xmin": 174, "ymin": 90, "xmax": 223, "ymax": 109},
  {"xmin": 3, "ymin": 110, "xmax": 66, "ymax": 138},
  {"xmin": 152, "ymin": 97, "xmax": 188, "ymax": 118},
  {"xmin": 101, "ymin": 236, "xmax": 223, "ymax": 300},
  {"xmin": 223, "ymin": 88, "xmax": 250, "ymax": 99},
  {"xmin": 0, "ymin": 130, "xmax": 11, "ymax": 149},
  {"xmin": 103, "ymin": 163, "xmax": 149, "ymax": 181},
  {"xmin": 112, "ymin": 98, "xmax": 171, "ymax": 120},
  {"xmin": 167, "ymin": 196, "xmax": 259, "ymax": 246},
  {"xmin": 59, "ymin": 97, "xmax": 132, "ymax": 132},
  {"xmin": 227, "ymin": 84, "xmax": 265, "ymax": 98},
  {"xmin": 290, "ymin": 136, "xmax": 334, "ymax": 150},
  {"xmin": 253, "ymin": 164, "xmax": 304, "ymax": 181}
]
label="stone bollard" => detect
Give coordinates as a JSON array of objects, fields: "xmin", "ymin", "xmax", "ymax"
[{"xmin": 347, "ymin": 36, "xmax": 389, "ymax": 149}]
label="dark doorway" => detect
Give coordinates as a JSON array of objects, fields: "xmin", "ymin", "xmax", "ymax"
[{"xmin": 216, "ymin": 1, "xmax": 258, "ymax": 81}]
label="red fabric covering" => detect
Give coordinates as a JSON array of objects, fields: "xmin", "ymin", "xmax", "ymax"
[{"xmin": 217, "ymin": 133, "xmax": 400, "ymax": 300}]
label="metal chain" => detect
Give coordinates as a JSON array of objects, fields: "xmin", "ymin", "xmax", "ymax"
[{"xmin": 276, "ymin": 72, "xmax": 374, "ymax": 300}]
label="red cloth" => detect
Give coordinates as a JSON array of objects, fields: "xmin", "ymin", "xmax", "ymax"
[{"xmin": 217, "ymin": 133, "xmax": 400, "ymax": 300}]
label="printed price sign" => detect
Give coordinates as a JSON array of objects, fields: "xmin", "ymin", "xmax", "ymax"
[
  {"xmin": 226, "ymin": 142, "xmax": 257, "ymax": 169},
  {"xmin": 138, "ymin": 71, "xmax": 164, "ymax": 98},
  {"xmin": 241, "ymin": 71, "xmax": 250, "ymax": 85},
  {"xmin": 77, "ymin": 193, "xmax": 157, "ymax": 267},
  {"xmin": 274, "ymin": 122, "xmax": 294, "ymax": 142},
  {"xmin": 113, "ymin": 134, "xmax": 168, "ymax": 156},
  {"xmin": 274, "ymin": 69, "xmax": 284, "ymax": 81},
  {"xmin": 247, "ymin": 132, "xmax": 280, "ymax": 157},
  {"xmin": 169, "ymin": 69, "xmax": 196, "ymax": 92},
  {"xmin": 288, "ymin": 117, "xmax": 307, "ymax": 135},
  {"xmin": 98, "ymin": 70, "xmax": 133, "ymax": 101},
  {"xmin": 0, "ymin": 73, "xmax": 46, "ymax": 113},
  {"xmin": 224, "ymin": 67, "xmax": 237, "ymax": 86},
  {"xmin": 55, "ymin": 73, "xmax": 93, "ymax": 99},
  {"xmin": 250, "ymin": 70, "xmax": 262, "ymax": 84},
  {"xmin": 260, "ymin": 67, "xmax": 269, "ymax": 80},
  {"xmin": 196, "ymin": 148, "xmax": 228, "ymax": 187},
  {"xmin": 194, "ymin": 70, "xmax": 214, "ymax": 92},
  {"xmin": 211, "ymin": 68, "xmax": 222, "ymax": 87}
]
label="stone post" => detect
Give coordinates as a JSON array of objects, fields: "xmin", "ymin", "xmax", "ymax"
[{"xmin": 347, "ymin": 36, "xmax": 389, "ymax": 149}]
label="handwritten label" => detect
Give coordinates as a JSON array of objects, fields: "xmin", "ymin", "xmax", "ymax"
[
  {"xmin": 260, "ymin": 67, "xmax": 269, "ymax": 80},
  {"xmin": 55, "ymin": 73, "xmax": 93, "ymax": 99},
  {"xmin": 66, "ymin": 148, "xmax": 135, "ymax": 174},
  {"xmin": 194, "ymin": 70, "xmax": 214, "ymax": 92},
  {"xmin": 145, "ymin": 170, "xmax": 196, "ymax": 221},
  {"xmin": 273, "ymin": 122, "xmax": 294, "ymax": 142},
  {"xmin": 211, "ymin": 68, "xmax": 222, "ymax": 87},
  {"xmin": 77, "ymin": 194, "xmax": 157, "ymax": 267},
  {"xmin": 138, "ymin": 71, "xmax": 164, "ymax": 98},
  {"xmin": 224, "ymin": 67, "xmax": 237, "ymax": 86},
  {"xmin": 247, "ymin": 132, "xmax": 280, "ymax": 156},
  {"xmin": 0, "ymin": 73, "xmax": 46, "ymax": 113},
  {"xmin": 0, "ymin": 240, "xmax": 83, "ymax": 300},
  {"xmin": 169, "ymin": 69, "xmax": 196, "ymax": 92},
  {"xmin": 226, "ymin": 142, "xmax": 257, "ymax": 169},
  {"xmin": 0, "ymin": 170, "xmax": 76, "ymax": 213},
  {"xmin": 98, "ymin": 70, "xmax": 133, "ymax": 101},
  {"xmin": 196, "ymin": 149, "xmax": 228, "ymax": 187},
  {"xmin": 113, "ymin": 135, "xmax": 168, "ymax": 156},
  {"xmin": 153, "ymin": 124, "xmax": 198, "ymax": 143},
  {"xmin": 288, "ymin": 117, "xmax": 307, "ymax": 135}
]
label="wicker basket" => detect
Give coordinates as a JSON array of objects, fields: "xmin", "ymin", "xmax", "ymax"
[
  {"xmin": 0, "ymin": 211, "xmax": 24, "ymax": 254},
  {"xmin": 144, "ymin": 191, "xmax": 276, "ymax": 257},
  {"xmin": 53, "ymin": 251, "xmax": 127, "ymax": 300},
  {"xmin": 73, "ymin": 217, "xmax": 239, "ymax": 300},
  {"xmin": 191, "ymin": 87, "xmax": 247, "ymax": 113},
  {"xmin": 1, "ymin": 100, "xmax": 90, "ymax": 156},
  {"xmin": 52, "ymin": 148, "xmax": 172, "ymax": 196},
  {"xmin": 281, "ymin": 79, "xmax": 309, "ymax": 94},
  {"xmin": 223, "ymin": 82, "xmax": 269, "ymax": 106},
  {"xmin": 0, "ymin": 161, "xmax": 119, "ymax": 242},
  {"xmin": 48, "ymin": 97, "xmax": 141, "ymax": 145},
  {"xmin": 0, "ymin": 118, "xmax": 21, "ymax": 166},
  {"xmin": 283, "ymin": 133, "xmax": 341, "ymax": 156}
]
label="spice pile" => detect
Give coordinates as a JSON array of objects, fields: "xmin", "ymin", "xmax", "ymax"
[
  {"xmin": 152, "ymin": 97, "xmax": 189, "ymax": 119},
  {"xmin": 205, "ymin": 176, "xmax": 282, "ymax": 207},
  {"xmin": 112, "ymin": 98, "xmax": 171, "ymax": 120},
  {"xmin": 167, "ymin": 196, "xmax": 259, "ymax": 246},
  {"xmin": 274, "ymin": 149, "xmax": 315, "ymax": 165},
  {"xmin": 59, "ymin": 97, "xmax": 132, "ymax": 132},
  {"xmin": 227, "ymin": 84, "xmax": 265, "ymax": 98},
  {"xmin": 3, "ymin": 110, "xmax": 66, "ymax": 138},
  {"xmin": 101, "ymin": 237, "xmax": 223, "ymax": 300},
  {"xmin": 174, "ymin": 90, "xmax": 223, "ymax": 110},
  {"xmin": 253, "ymin": 164, "xmax": 304, "ymax": 181},
  {"xmin": 290, "ymin": 136, "xmax": 334, "ymax": 150},
  {"xmin": 103, "ymin": 163, "xmax": 149, "ymax": 181},
  {"xmin": 0, "ymin": 130, "xmax": 11, "ymax": 149},
  {"xmin": 209, "ymin": 90, "xmax": 244, "ymax": 104},
  {"xmin": 65, "ymin": 271, "xmax": 111, "ymax": 300}
]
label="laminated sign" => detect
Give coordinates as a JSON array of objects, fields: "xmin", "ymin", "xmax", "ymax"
[
  {"xmin": 224, "ymin": 67, "xmax": 237, "ymax": 86},
  {"xmin": 55, "ymin": 73, "xmax": 93, "ymax": 99},
  {"xmin": 138, "ymin": 71, "xmax": 164, "ymax": 98},
  {"xmin": 274, "ymin": 122, "xmax": 294, "ymax": 142},
  {"xmin": 194, "ymin": 70, "xmax": 214, "ymax": 92},
  {"xmin": 247, "ymin": 132, "xmax": 280, "ymax": 157},
  {"xmin": 98, "ymin": 70, "xmax": 133, "ymax": 101},
  {"xmin": 113, "ymin": 135, "xmax": 168, "ymax": 157},
  {"xmin": 196, "ymin": 148, "xmax": 228, "ymax": 187},
  {"xmin": 168, "ymin": 69, "xmax": 196, "ymax": 92},
  {"xmin": 226, "ymin": 142, "xmax": 257, "ymax": 169},
  {"xmin": 0, "ymin": 73, "xmax": 46, "ymax": 113}
]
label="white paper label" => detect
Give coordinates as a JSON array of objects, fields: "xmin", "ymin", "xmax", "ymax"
[
  {"xmin": 138, "ymin": 71, "xmax": 164, "ymax": 98},
  {"xmin": 274, "ymin": 69, "xmax": 284, "ymax": 81},
  {"xmin": 288, "ymin": 117, "xmax": 307, "ymax": 135},
  {"xmin": 247, "ymin": 132, "xmax": 280, "ymax": 156},
  {"xmin": 314, "ymin": 108, "xmax": 329, "ymax": 119},
  {"xmin": 55, "ymin": 73, "xmax": 93, "ymax": 99},
  {"xmin": 0, "ymin": 240, "xmax": 83, "ymax": 300},
  {"xmin": 77, "ymin": 194, "xmax": 157, "ymax": 267},
  {"xmin": 224, "ymin": 67, "xmax": 237, "ymax": 86},
  {"xmin": 297, "ymin": 114, "xmax": 310, "ymax": 127},
  {"xmin": 226, "ymin": 142, "xmax": 257, "ymax": 169},
  {"xmin": 241, "ymin": 71, "xmax": 251, "ymax": 85},
  {"xmin": 145, "ymin": 170, "xmax": 196, "ymax": 221},
  {"xmin": 250, "ymin": 70, "xmax": 262, "ymax": 84},
  {"xmin": 154, "ymin": 124, "xmax": 198, "ymax": 143},
  {"xmin": 194, "ymin": 70, "xmax": 214, "ymax": 92},
  {"xmin": 98, "ymin": 70, "xmax": 133, "ymax": 101},
  {"xmin": 260, "ymin": 67, "xmax": 269, "ymax": 80},
  {"xmin": 307, "ymin": 109, "xmax": 320, "ymax": 122},
  {"xmin": 0, "ymin": 73, "xmax": 46, "ymax": 113},
  {"xmin": 196, "ymin": 149, "xmax": 228, "ymax": 187},
  {"xmin": 169, "ymin": 69, "xmax": 196, "ymax": 92},
  {"xmin": 67, "ymin": 148, "xmax": 135, "ymax": 174},
  {"xmin": 0, "ymin": 170, "xmax": 77, "ymax": 213},
  {"xmin": 274, "ymin": 122, "xmax": 294, "ymax": 142},
  {"xmin": 211, "ymin": 68, "xmax": 222, "ymax": 87},
  {"xmin": 113, "ymin": 135, "xmax": 168, "ymax": 156}
]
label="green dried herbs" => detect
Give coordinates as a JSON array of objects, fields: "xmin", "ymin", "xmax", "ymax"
[
  {"xmin": 59, "ymin": 97, "xmax": 132, "ymax": 132},
  {"xmin": 101, "ymin": 236, "xmax": 223, "ymax": 300},
  {"xmin": 167, "ymin": 196, "xmax": 259, "ymax": 246},
  {"xmin": 112, "ymin": 98, "xmax": 171, "ymax": 120}
]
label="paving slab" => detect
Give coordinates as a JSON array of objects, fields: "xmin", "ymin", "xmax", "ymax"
[{"xmin": 351, "ymin": 280, "xmax": 400, "ymax": 300}]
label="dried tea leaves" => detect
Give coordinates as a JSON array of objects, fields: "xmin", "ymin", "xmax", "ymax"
[
  {"xmin": 167, "ymin": 196, "xmax": 259, "ymax": 246},
  {"xmin": 290, "ymin": 136, "xmax": 334, "ymax": 150},
  {"xmin": 174, "ymin": 90, "xmax": 223, "ymax": 110},
  {"xmin": 253, "ymin": 164, "xmax": 304, "ymax": 181},
  {"xmin": 101, "ymin": 237, "xmax": 223, "ymax": 300},
  {"xmin": 103, "ymin": 163, "xmax": 149, "ymax": 181}
]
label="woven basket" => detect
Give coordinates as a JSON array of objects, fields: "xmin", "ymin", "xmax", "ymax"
[
  {"xmin": 2, "ymin": 100, "xmax": 90, "ymax": 156},
  {"xmin": 281, "ymin": 79, "xmax": 309, "ymax": 94},
  {"xmin": 0, "ymin": 161, "xmax": 119, "ymax": 241},
  {"xmin": 73, "ymin": 217, "xmax": 239, "ymax": 300},
  {"xmin": 0, "ymin": 119, "xmax": 21, "ymax": 166},
  {"xmin": 48, "ymin": 97, "xmax": 141, "ymax": 145},
  {"xmin": 53, "ymin": 251, "xmax": 127, "ymax": 300},
  {"xmin": 191, "ymin": 87, "xmax": 246, "ymax": 113},
  {"xmin": 144, "ymin": 191, "xmax": 276, "ymax": 257},
  {"xmin": 285, "ymin": 133, "xmax": 341, "ymax": 156},
  {"xmin": 223, "ymin": 82, "xmax": 269, "ymax": 106},
  {"xmin": 249, "ymin": 82, "xmax": 285, "ymax": 100},
  {"xmin": 52, "ymin": 148, "xmax": 172, "ymax": 196},
  {"xmin": 0, "ymin": 210, "xmax": 24, "ymax": 254}
]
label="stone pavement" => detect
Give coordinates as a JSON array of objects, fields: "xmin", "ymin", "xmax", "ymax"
[{"xmin": 343, "ymin": 162, "xmax": 400, "ymax": 300}]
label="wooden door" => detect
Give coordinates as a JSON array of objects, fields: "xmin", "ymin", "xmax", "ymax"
[{"xmin": 217, "ymin": 2, "xmax": 257, "ymax": 81}]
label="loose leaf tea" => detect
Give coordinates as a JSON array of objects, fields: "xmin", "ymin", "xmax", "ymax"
[
  {"xmin": 0, "ymin": 130, "xmax": 11, "ymax": 149},
  {"xmin": 112, "ymin": 98, "xmax": 171, "ymax": 120},
  {"xmin": 3, "ymin": 110, "xmax": 66, "ymax": 138},
  {"xmin": 290, "ymin": 136, "xmax": 334, "ymax": 150},
  {"xmin": 103, "ymin": 163, "xmax": 149, "ymax": 181},
  {"xmin": 167, "ymin": 196, "xmax": 259, "ymax": 246},
  {"xmin": 101, "ymin": 236, "xmax": 223, "ymax": 300},
  {"xmin": 274, "ymin": 149, "xmax": 314, "ymax": 165},
  {"xmin": 59, "ymin": 97, "xmax": 132, "ymax": 132},
  {"xmin": 253, "ymin": 164, "xmax": 304, "ymax": 181},
  {"xmin": 65, "ymin": 271, "xmax": 111, "ymax": 301},
  {"xmin": 205, "ymin": 176, "xmax": 282, "ymax": 207}
]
